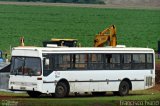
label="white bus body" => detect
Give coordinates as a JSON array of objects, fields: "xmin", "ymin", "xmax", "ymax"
[{"xmin": 9, "ymin": 46, "xmax": 155, "ymax": 97}]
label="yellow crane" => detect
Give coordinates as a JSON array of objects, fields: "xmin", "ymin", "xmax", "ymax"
[{"xmin": 94, "ymin": 25, "xmax": 117, "ymax": 47}]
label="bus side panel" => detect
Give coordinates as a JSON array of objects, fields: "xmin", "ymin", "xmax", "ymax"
[
  {"xmin": 98, "ymin": 82, "xmax": 120, "ymax": 91},
  {"xmin": 88, "ymin": 71, "xmax": 120, "ymax": 91},
  {"xmin": 105, "ymin": 70, "xmax": 154, "ymax": 91},
  {"xmin": 42, "ymin": 69, "xmax": 154, "ymax": 93},
  {"xmin": 46, "ymin": 71, "xmax": 120, "ymax": 93},
  {"xmin": 132, "ymin": 82, "xmax": 145, "ymax": 90},
  {"xmin": 42, "ymin": 83, "xmax": 55, "ymax": 93},
  {"xmin": 42, "ymin": 76, "xmax": 56, "ymax": 93},
  {"xmin": 73, "ymin": 82, "xmax": 90, "ymax": 92}
]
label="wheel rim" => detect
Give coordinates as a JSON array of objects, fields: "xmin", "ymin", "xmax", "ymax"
[
  {"xmin": 120, "ymin": 83, "xmax": 129, "ymax": 95},
  {"xmin": 122, "ymin": 85, "xmax": 127, "ymax": 93},
  {"xmin": 57, "ymin": 86, "xmax": 65, "ymax": 96}
]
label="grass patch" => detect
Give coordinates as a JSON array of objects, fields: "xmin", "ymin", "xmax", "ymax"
[
  {"xmin": 0, "ymin": 89, "xmax": 160, "ymax": 106},
  {"xmin": 0, "ymin": 5, "xmax": 160, "ymax": 52}
]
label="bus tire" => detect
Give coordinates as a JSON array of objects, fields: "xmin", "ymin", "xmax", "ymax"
[
  {"xmin": 118, "ymin": 81, "xmax": 129, "ymax": 96},
  {"xmin": 55, "ymin": 82, "xmax": 68, "ymax": 98},
  {"xmin": 27, "ymin": 91, "xmax": 41, "ymax": 98}
]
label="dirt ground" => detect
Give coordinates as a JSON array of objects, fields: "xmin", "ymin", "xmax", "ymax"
[
  {"xmin": 151, "ymin": 84, "xmax": 160, "ymax": 91},
  {"xmin": 0, "ymin": 1, "xmax": 159, "ymax": 9},
  {"xmin": 156, "ymin": 63, "xmax": 160, "ymax": 84},
  {"xmin": 152, "ymin": 63, "xmax": 160, "ymax": 91}
]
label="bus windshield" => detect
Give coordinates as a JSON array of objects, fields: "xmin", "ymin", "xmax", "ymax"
[{"xmin": 10, "ymin": 57, "xmax": 41, "ymax": 76}]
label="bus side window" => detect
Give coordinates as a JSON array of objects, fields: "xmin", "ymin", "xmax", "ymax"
[
  {"xmin": 132, "ymin": 54, "xmax": 145, "ymax": 69},
  {"xmin": 110, "ymin": 54, "xmax": 121, "ymax": 70},
  {"xmin": 122, "ymin": 54, "xmax": 132, "ymax": 70},
  {"xmin": 146, "ymin": 54, "xmax": 153, "ymax": 69},
  {"xmin": 55, "ymin": 54, "xmax": 72, "ymax": 70},
  {"xmin": 89, "ymin": 54, "xmax": 103, "ymax": 70},
  {"xmin": 105, "ymin": 54, "xmax": 112, "ymax": 70},
  {"xmin": 74, "ymin": 54, "xmax": 88, "ymax": 70}
]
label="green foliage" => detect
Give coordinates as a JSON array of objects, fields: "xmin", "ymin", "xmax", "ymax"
[
  {"xmin": 0, "ymin": 5, "xmax": 159, "ymax": 51},
  {"xmin": 0, "ymin": 90, "xmax": 160, "ymax": 106},
  {"xmin": 0, "ymin": 0, "xmax": 105, "ymax": 4}
]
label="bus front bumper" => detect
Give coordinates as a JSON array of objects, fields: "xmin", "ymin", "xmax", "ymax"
[{"xmin": 9, "ymin": 81, "xmax": 39, "ymax": 91}]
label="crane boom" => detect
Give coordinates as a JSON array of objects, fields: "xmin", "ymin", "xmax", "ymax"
[{"xmin": 94, "ymin": 25, "xmax": 117, "ymax": 47}]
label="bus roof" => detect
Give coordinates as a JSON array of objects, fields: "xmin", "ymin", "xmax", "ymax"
[{"xmin": 12, "ymin": 46, "xmax": 154, "ymax": 54}]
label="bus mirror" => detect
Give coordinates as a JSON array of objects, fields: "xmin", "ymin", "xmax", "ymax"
[{"xmin": 44, "ymin": 58, "xmax": 49, "ymax": 66}]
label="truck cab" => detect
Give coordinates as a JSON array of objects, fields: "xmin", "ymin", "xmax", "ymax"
[{"xmin": 43, "ymin": 39, "xmax": 79, "ymax": 47}]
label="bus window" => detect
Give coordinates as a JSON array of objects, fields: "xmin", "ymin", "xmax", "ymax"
[
  {"xmin": 105, "ymin": 54, "xmax": 111, "ymax": 69},
  {"xmin": 59, "ymin": 54, "xmax": 71, "ymax": 70},
  {"xmin": 110, "ymin": 54, "xmax": 121, "ymax": 70},
  {"xmin": 25, "ymin": 58, "xmax": 41, "ymax": 76},
  {"xmin": 146, "ymin": 54, "xmax": 153, "ymax": 69},
  {"xmin": 11, "ymin": 57, "xmax": 25, "ymax": 75},
  {"xmin": 89, "ymin": 54, "xmax": 103, "ymax": 70},
  {"xmin": 122, "ymin": 54, "xmax": 132, "ymax": 70},
  {"xmin": 74, "ymin": 54, "xmax": 88, "ymax": 70},
  {"xmin": 132, "ymin": 54, "xmax": 146, "ymax": 69}
]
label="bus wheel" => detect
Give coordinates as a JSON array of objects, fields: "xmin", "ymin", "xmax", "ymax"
[
  {"xmin": 55, "ymin": 82, "xmax": 68, "ymax": 98},
  {"xmin": 92, "ymin": 92, "xmax": 106, "ymax": 96},
  {"xmin": 118, "ymin": 81, "xmax": 129, "ymax": 96},
  {"xmin": 27, "ymin": 91, "xmax": 41, "ymax": 98}
]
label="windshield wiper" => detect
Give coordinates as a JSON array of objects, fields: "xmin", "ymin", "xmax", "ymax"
[
  {"xmin": 12, "ymin": 67, "xmax": 22, "ymax": 75},
  {"xmin": 12, "ymin": 68, "xmax": 18, "ymax": 75}
]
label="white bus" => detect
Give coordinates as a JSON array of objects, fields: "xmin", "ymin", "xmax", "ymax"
[{"xmin": 9, "ymin": 46, "xmax": 155, "ymax": 97}]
